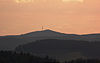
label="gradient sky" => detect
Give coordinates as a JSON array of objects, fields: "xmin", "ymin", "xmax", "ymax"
[{"xmin": 0, "ymin": 0, "xmax": 100, "ymax": 36}]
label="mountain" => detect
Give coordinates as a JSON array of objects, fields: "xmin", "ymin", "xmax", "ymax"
[
  {"xmin": 15, "ymin": 39, "xmax": 100, "ymax": 61},
  {"xmin": 0, "ymin": 29, "xmax": 100, "ymax": 50}
]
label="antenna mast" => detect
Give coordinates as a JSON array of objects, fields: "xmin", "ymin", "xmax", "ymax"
[{"xmin": 42, "ymin": 26, "xmax": 44, "ymax": 31}]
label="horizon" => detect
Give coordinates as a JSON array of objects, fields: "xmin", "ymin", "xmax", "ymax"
[
  {"xmin": 0, "ymin": 29, "xmax": 100, "ymax": 36},
  {"xmin": 0, "ymin": 0, "xmax": 100, "ymax": 36}
]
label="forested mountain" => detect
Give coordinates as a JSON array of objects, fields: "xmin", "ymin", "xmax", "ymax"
[
  {"xmin": 15, "ymin": 39, "xmax": 100, "ymax": 61},
  {"xmin": 0, "ymin": 30, "xmax": 100, "ymax": 50}
]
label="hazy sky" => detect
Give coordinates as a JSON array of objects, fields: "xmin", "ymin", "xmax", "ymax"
[{"xmin": 0, "ymin": 0, "xmax": 100, "ymax": 36}]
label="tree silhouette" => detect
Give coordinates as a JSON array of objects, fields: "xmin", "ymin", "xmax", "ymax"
[{"xmin": 0, "ymin": 51, "xmax": 59, "ymax": 63}]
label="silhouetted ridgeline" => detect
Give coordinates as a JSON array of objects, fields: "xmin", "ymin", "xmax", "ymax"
[
  {"xmin": 0, "ymin": 29, "xmax": 100, "ymax": 50},
  {"xmin": 0, "ymin": 51, "xmax": 100, "ymax": 63},
  {"xmin": 15, "ymin": 39, "xmax": 100, "ymax": 61}
]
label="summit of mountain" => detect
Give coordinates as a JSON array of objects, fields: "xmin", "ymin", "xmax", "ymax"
[{"xmin": 0, "ymin": 29, "xmax": 100, "ymax": 50}]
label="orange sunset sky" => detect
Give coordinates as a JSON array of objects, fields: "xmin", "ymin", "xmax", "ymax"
[{"xmin": 0, "ymin": 0, "xmax": 100, "ymax": 36}]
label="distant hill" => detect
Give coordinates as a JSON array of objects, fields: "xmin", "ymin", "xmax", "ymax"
[
  {"xmin": 15, "ymin": 39, "xmax": 100, "ymax": 61},
  {"xmin": 0, "ymin": 29, "xmax": 100, "ymax": 50}
]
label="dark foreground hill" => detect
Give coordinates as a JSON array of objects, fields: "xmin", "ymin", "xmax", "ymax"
[
  {"xmin": 0, "ymin": 51, "xmax": 100, "ymax": 63},
  {"xmin": 0, "ymin": 29, "xmax": 100, "ymax": 50},
  {"xmin": 15, "ymin": 39, "xmax": 100, "ymax": 61},
  {"xmin": 0, "ymin": 51, "xmax": 59, "ymax": 63}
]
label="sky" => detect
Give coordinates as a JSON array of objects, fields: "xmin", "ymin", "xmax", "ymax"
[{"xmin": 0, "ymin": 0, "xmax": 100, "ymax": 36}]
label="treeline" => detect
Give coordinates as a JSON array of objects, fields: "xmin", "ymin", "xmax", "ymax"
[
  {"xmin": 0, "ymin": 51, "xmax": 100, "ymax": 63},
  {"xmin": 0, "ymin": 51, "xmax": 59, "ymax": 63}
]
